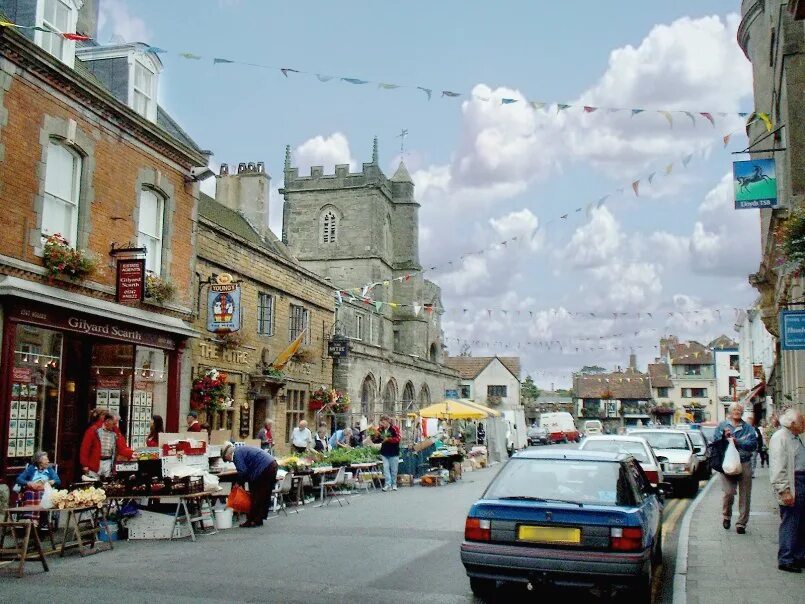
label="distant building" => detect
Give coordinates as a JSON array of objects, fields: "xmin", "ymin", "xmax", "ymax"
[
  {"xmin": 526, "ymin": 390, "xmax": 574, "ymax": 424},
  {"xmin": 660, "ymin": 336, "xmax": 717, "ymax": 423},
  {"xmin": 734, "ymin": 305, "xmax": 776, "ymax": 419},
  {"xmin": 647, "ymin": 362, "xmax": 675, "ymax": 424},
  {"xmin": 444, "ymin": 356, "xmax": 521, "ymax": 409},
  {"xmin": 711, "ymin": 336, "xmax": 740, "ymax": 422}
]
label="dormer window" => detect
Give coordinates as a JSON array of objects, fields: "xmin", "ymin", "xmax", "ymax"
[
  {"xmin": 36, "ymin": 0, "xmax": 78, "ymax": 67},
  {"xmin": 133, "ymin": 61, "xmax": 155, "ymax": 119}
]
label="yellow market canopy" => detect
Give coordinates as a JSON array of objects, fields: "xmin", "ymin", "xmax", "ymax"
[{"xmin": 419, "ymin": 398, "xmax": 501, "ymax": 420}]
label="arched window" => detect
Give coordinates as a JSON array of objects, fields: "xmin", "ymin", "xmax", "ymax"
[
  {"xmin": 321, "ymin": 209, "xmax": 338, "ymax": 244},
  {"xmin": 383, "ymin": 214, "xmax": 392, "ymax": 257},
  {"xmin": 42, "ymin": 140, "xmax": 82, "ymax": 246},
  {"xmin": 360, "ymin": 375, "xmax": 376, "ymax": 416},
  {"xmin": 429, "ymin": 343, "xmax": 439, "ymax": 364},
  {"xmin": 402, "ymin": 382, "xmax": 415, "ymax": 412},
  {"xmin": 419, "ymin": 385, "xmax": 431, "ymax": 408},
  {"xmin": 383, "ymin": 380, "xmax": 397, "ymax": 414}
]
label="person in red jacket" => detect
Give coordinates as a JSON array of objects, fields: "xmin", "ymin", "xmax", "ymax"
[
  {"xmin": 79, "ymin": 412, "xmax": 133, "ymax": 478},
  {"xmin": 376, "ymin": 414, "xmax": 401, "ymax": 492},
  {"xmin": 186, "ymin": 411, "xmax": 203, "ymax": 432}
]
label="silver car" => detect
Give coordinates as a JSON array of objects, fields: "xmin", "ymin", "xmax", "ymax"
[{"xmin": 630, "ymin": 429, "xmax": 700, "ymax": 497}]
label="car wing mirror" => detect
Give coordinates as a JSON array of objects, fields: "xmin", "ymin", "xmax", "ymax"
[
  {"xmin": 694, "ymin": 446, "xmax": 704, "ymax": 454},
  {"xmin": 655, "ymin": 455, "xmax": 669, "ymax": 463}
]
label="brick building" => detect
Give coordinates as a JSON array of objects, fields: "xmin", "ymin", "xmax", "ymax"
[
  {"xmin": 192, "ymin": 163, "xmax": 334, "ymax": 452},
  {"xmin": 0, "ymin": 2, "xmax": 207, "ymax": 485}
]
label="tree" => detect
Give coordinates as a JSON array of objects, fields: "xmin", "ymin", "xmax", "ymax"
[
  {"xmin": 521, "ymin": 375, "xmax": 541, "ymax": 403},
  {"xmin": 579, "ymin": 365, "xmax": 607, "ymax": 375}
]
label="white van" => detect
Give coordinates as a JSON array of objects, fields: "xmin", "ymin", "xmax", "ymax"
[
  {"xmin": 583, "ymin": 420, "xmax": 603, "ymax": 437},
  {"xmin": 502, "ymin": 408, "xmax": 528, "ymax": 454},
  {"xmin": 539, "ymin": 412, "xmax": 580, "ymax": 443}
]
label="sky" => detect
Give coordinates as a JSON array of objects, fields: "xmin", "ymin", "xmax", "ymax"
[{"xmin": 98, "ymin": 1, "xmax": 760, "ymax": 389}]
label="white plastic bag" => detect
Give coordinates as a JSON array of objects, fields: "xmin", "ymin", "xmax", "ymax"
[
  {"xmin": 40, "ymin": 483, "xmax": 54, "ymax": 509},
  {"xmin": 722, "ymin": 440, "xmax": 742, "ymax": 475}
]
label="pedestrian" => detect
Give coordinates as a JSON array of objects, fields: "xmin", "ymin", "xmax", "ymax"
[
  {"xmin": 714, "ymin": 402, "xmax": 758, "ymax": 534},
  {"xmin": 146, "ymin": 414, "xmax": 164, "ymax": 448},
  {"xmin": 291, "ymin": 419, "xmax": 313, "ymax": 454},
  {"xmin": 376, "ymin": 414, "xmax": 401, "ymax": 492},
  {"xmin": 257, "ymin": 419, "xmax": 274, "ymax": 452},
  {"xmin": 221, "ymin": 442, "xmax": 278, "ymax": 528},
  {"xmin": 329, "ymin": 427, "xmax": 352, "ymax": 450},
  {"xmin": 186, "ymin": 411, "xmax": 202, "ymax": 432},
  {"xmin": 314, "ymin": 424, "xmax": 330, "ymax": 452},
  {"xmin": 768, "ymin": 408, "xmax": 805, "ymax": 573},
  {"xmin": 759, "ymin": 420, "xmax": 771, "ymax": 468},
  {"xmin": 477, "ymin": 422, "xmax": 485, "ymax": 446},
  {"xmin": 748, "ymin": 415, "xmax": 762, "ymax": 477},
  {"xmin": 80, "ymin": 412, "xmax": 134, "ymax": 478}
]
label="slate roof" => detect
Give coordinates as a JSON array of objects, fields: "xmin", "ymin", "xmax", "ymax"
[
  {"xmin": 573, "ymin": 368, "xmax": 651, "ymax": 400},
  {"xmin": 390, "ymin": 161, "xmax": 413, "ymax": 183},
  {"xmin": 647, "ymin": 363, "xmax": 673, "ymax": 388},
  {"xmin": 445, "ymin": 356, "xmax": 521, "ymax": 380}
]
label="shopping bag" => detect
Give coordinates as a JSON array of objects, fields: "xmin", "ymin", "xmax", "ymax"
[
  {"xmin": 40, "ymin": 483, "xmax": 54, "ymax": 509},
  {"xmin": 226, "ymin": 484, "xmax": 252, "ymax": 513},
  {"xmin": 722, "ymin": 440, "xmax": 742, "ymax": 476}
]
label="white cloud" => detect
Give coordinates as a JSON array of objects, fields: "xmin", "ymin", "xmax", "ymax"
[
  {"xmin": 98, "ymin": 0, "xmax": 151, "ymax": 43},
  {"xmin": 489, "ymin": 209, "xmax": 541, "ymax": 251},
  {"xmin": 563, "ymin": 206, "xmax": 623, "ymax": 268},
  {"xmin": 293, "ymin": 133, "xmax": 357, "ymax": 175},
  {"xmin": 593, "ymin": 261, "xmax": 663, "ymax": 308}
]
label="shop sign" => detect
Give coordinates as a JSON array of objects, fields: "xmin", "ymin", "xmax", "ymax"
[
  {"xmin": 606, "ymin": 401, "xmax": 617, "ymax": 417},
  {"xmin": 12, "ymin": 367, "xmax": 32, "ymax": 382},
  {"xmin": 445, "ymin": 389, "xmax": 459, "ymax": 399},
  {"xmin": 327, "ymin": 338, "xmax": 349, "ymax": 358},
  {"xmin": 199, "ymin": 341, "xmax": 249, "ymax": 365},
  {"xmin": 733, "ymin": 159, "xmax": 778, "ymax": 209},
  {"xmin": 116, "ymin": 258, "xmax": 145, "ymax": 304},
  {"xmin": 752, "ymin": 364, "xmax": 764, "ymax": 380},
  {"xmin": 8, "ymin": 304, "xmax": 176, "ymax": 350},
  {"xmin": 207, "ymin": 273, "xmax": 241, "ymax": 334},
  {"xmin": 780, "ymin": 310, "xmax": 805, "ymax": 350}
]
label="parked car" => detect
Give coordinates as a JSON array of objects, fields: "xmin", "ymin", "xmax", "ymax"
[
  {"xmin": 686, "ymin": 429, "xmax": 711, "ymax": 479},
  {"xmin": 579, "ymin": 435, "xmax": 664, "ymax": 487},
  {"xmin": 630, "ymin": 429, "xmax": 700, "ymax": 497},
  {"xmin": 461, "ymin": 449, "xmax": 664, "ymax": 601},
  {"xmin": 583, "ymin": 419, "xmax": 603, "ymax": 437},
  {"xmin": 527, "ymin": 424, "xmax": 550, "ymax": 446},
  {"xmin": 698, "ymin": 423, "xmax": 717, "ymax": 444},
  {"xmin": 539, "ymin": 412, "xmax": 580, "ymax": 443}
]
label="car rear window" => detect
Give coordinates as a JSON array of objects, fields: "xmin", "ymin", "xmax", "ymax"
[
  {"xmin": 582, "ymin": 439, "xmax": 649, "ymax": 462},
  {"xmin": 688, "ymin": 431, "xmax": 706, "ymax": 447},
  {"xmin": 484, "ymin": 458, "xmax": 635, "ymax": 506},
  {"xmin": 633, "ymin": 431, "xmax": 690, "ymax": 450}
]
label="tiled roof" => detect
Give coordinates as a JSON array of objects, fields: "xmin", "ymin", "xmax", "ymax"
[
  {"xmin": 709, "ymin": 335, "xmax": 738, "ymax": 349},
  {"xmin": 669, "ymin": 341, "xmax": 713, "ymax": 365},
  {"xmin": 573, "ymin": 369, "xmax": 651, "ymax": 400},
  {"xmin": 445, "ymin": 356, "xmax": 521, "ymax": 380},
  {"xmin": 647, "ymin": 363, "xmax": 673, "ymax": 388}
]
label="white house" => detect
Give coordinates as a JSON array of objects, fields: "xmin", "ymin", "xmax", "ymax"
[
  {"xmin": 444, "ymin": 356, "xmax": 521, "ymax": 408},
  {"xmin": 734, "ymin": 306, "xmax": 776, "ymax": 417},
  {"xmin": 711, "ymin": 337, "xmax": 740, "ymax": 422}
]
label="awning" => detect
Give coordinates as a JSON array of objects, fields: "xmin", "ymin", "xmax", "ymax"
[
  {"xmin": 0, "ymin": 275, "xmax": 199, "ymax": 339},
  {"xmin": 419, "ymin": 398, "xmax": 501, "ymax": 420},
  {"xmin": 740, "ymin": 382, "xmax": 765, "ymax": 405}
]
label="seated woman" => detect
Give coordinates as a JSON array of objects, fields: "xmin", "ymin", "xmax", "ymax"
[
  {"xmin": 15, "ymin": 451, "xmax": 60, "ymax": 525},
  {"xmin": 146, "ymin": 414, "xmax": 165, "ymax": 448}
]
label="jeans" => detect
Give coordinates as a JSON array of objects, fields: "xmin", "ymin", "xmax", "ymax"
[
  {"xmin": 382, "ymin": 455, "xmax": 399, "ymax": 488},
  {"xmin": 778, "ymin": 472, "xmax": 805, "ymax": 566},
  {"xmin": 721, "ymin": 461, "xmax": 753, "ymax": 528}
]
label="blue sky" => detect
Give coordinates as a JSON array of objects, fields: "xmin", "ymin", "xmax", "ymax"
[{"xmin": 99, "ymin": 1, "xmax": 760, "ymax": 388}]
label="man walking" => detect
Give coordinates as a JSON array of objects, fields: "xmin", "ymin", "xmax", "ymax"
[
  {"xmin": 714, "ymin": 402, "xmax": 758, "ymax": 534},
  {"xmin": 769, "ymin": 408, "xmax": 805, "ymax": 573},
  {"xmin": 377, "ymin": 414, "xmax": 401, "ymax": 492},
  {"xmin": 221, "ymin": 442, "xmax": 278, "ymax": 528}
]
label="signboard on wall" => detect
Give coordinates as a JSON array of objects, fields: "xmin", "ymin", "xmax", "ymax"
[
  {"xmin": 206, "ymin": 273, "xmax": 241, "ymax": 333},
  {"xmin": 327, "ymin": 338, "xmax": 349, "ymax": 358},
  {"xmin": 733, "ymin": 159, "xmax": 778, "ymax": 209},
  {"xmin": 780, "ymin": 310, "xmax": 805, "ymax": 350},
  {"xmin": 116, "ymin": 258, "xmax": 145, "ymax": 304}
]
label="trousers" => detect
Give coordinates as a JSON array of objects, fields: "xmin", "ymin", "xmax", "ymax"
[
  {"xmin": 778, "ymin": 472, "xmax": 805, "ymax": 566},
  {"xmin": 721, "ymin": 461, "xmax": 753, "ymax": 528},
  {"xmin": 382, "ymin": 455, "xmax": 399, "ymax": 488},
  {"xmin": 248, "ymin": 461, "xmax": 278, "ymax": 524}
]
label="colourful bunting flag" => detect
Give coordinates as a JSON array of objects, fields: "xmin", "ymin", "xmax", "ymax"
[
  {"xmin": 316, "ymin": 74, "xmax": 334, "ymax": 82},
  {"xmin": 374, "ymin": 301, "xmax": 383, "ymax": 312},
  {"xmin": 414, "ymin": 305, "xmax": 422, "ymax": 316},
  {"xmin": 442, "ymin": 90, "xmax": 461, "ymax": 97},
  {"xmin": 335, "ymin": 291, "xmax": 343, "ymax": 304},
  {"xmin": 529, "ymin": 101, "xmax": 546, "ymax": 110},
  {"xmin": 606, "ymin": 108, "xmax": 622, "ymax": 114},
  {"xmin": 417, "ymin": 87, "xmax": 433, "ymax": 100},
  {"xmin": 682, "ymin": 154, "xmax": 693, "ymax": 167},
  {"xmin": 62, "ymin": 32, "xmax": 91, "ymax": 41},
  {"xmin": 723, "ymin": 134, "xmax": 731, "ymax": 147},
  {"xmin": 700, "ymin": 112, "xmax": 715, "ymax": 127},
  {"xmin": 342, "ymin": 77, "xmax": 369, "ymax": 85},
  {"xmin": 213, "ymin": 58, "xmax": 234, "ymax": 64},
  {"xmin": 583, "ymin": 106, "xmax": 598, "ymax": 113},
  {"xmin": 631, "ymin": 109, "xmax": 645, "ymax": 117},
  {"xmin": 379, "ymin": 83, "xmax": 400, "ymax": 89},
  {"xmin": 648, "ymin": 172, "xmax": 656, "ymax": 184},
  {"xmin": 143, "ymin": 45, "xmax": 166, "ymax": 54},
  {"xmin": 757, "ymin": 112, "xmax": 773, "ymax": 132},
  {"xmin": 281, "ymin": 68, "xmax": 300, "ymax": 77},
  {"xmin": 501, "ymin": 98, "xmax": 518, "ymax": 105},
  {"xmin": 179, "ymin": 52, "xmax": 201, "ymax": 60},
  {"xmin": 557, "ymin": 103, "xmax": 571, "ymax": 113},
  {"xmin": 659, "ymin": 111, "xmax": 673, "ymax": 128},
  {"xmin": 632, "ymin": 180, "xmax": 640, "ymax": 196},
  {"xmin": 684, "ymin": 111, "xmax": 696, "ymax": 126},
  {"xmin": 665, "ymin": 163, "xmax": 674, "ymax": 175},
  {"xmin": 0, "ymin": 20, "xmax": 15, "ymax": 27},
  {"xmin": 738, "ymin": 112, "xmax": 748, "ymax": 118}
]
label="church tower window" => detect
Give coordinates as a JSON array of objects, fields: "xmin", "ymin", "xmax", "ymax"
[{"xmin": 321, "ymin": 210, "xmax": 338, "ymax": 244}]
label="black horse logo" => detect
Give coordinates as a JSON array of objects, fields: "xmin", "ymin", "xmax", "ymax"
[{"xmin": 737, "ymin": 165, "xmax": 772, "ymax": 193}]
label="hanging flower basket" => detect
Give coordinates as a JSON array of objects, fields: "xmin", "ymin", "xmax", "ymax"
[
  {"xmin": 190, "ymin": 368, "xmax": 232, "ymax": 416},
  {"xmin": 145, "ymin": 272, "xmax": 176, "ymax": 303},
  {"xmin": 219, "ymin": 331, "xmax": 243, "ymax": 350},
  {"xmin": 310, "ymin": 387, "xmax": 350, "ymax": 413},
  {"xmin": 42, "ymin": 233, "xmax": 97, "ymax": 281},
  {"xmin": 291, "ymin": 347, "xmax": 316, "ymax": 364},
  {"xmin": 779, "ymin": 209, "xmax": 805, "ymax": 271}
]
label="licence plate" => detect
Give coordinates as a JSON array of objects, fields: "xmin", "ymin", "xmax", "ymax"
[{"xmin": 517, "ymin": 525, "xmax": 581, "ymax": 544}]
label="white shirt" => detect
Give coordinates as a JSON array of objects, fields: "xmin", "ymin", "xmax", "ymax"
[{"xmin": 291, "ymin": 427, "xmax": 313, "ymax": 448}]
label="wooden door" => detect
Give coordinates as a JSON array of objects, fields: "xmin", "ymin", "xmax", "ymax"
[{"xmin": 57, "ymin": 337, "xmax": 90, "ymax": 486}]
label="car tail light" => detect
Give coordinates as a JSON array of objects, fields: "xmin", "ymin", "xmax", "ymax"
[
  {"xmin": 465, "ymin": 518, "xmax": 491, "ymax": 542},
  {"xmin": 610, "ymin": 527, "xmax": 642, "ymax": 551},
  {"xmin": 644, "ymin": 470, "xmax": 659, "ymax": 485}
]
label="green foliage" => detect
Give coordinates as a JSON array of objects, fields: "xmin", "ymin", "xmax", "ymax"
[
  {"xmin": 780, "ymin": 209, "xmax": 805, "ymax": 269},
  {"xmin": 579, "ymin": 365, "xmax": 607, "ymax": 375},
  {"xmin": 42, "ymin": 233, "xmax": 97, "ymax": 281},
  {"xmin": 521, "ymin": 375, "xmax": 541, "ymax": 402},
  {"xmin": 314, "ymin": 446, "xmax": 380, "ymax": 467}
]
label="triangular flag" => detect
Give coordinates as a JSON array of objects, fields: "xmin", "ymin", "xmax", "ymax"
[
  {"xmin": 700, "ymin": 112, "xmax": 715, "ymax": 127},
  {"xmin": 682, "ymin": 154, "xmax": 693, "ymax": 167},
  {"xmin": 417, "ymin": 87, "xmax": 433, "ymax": 100},
  {"xmin": 560, "ymin": 214, "xmax": 568, "ymax": 220},
  {"xmin": 631, "ymin": 109, "xmax": 645, "ymax": 117},
  {"xmin": 501, "ymin": 98, "xmax": 518, "ymax": 105},
  {"xmin": 684, "ymin": 111, "xmax": 696, "ymax": 126},
  {"xmin": 280, "ymin": 68, "xmax": 300, "ymax": 77},
  {"xmin": 723, "ymin": 134, "xmax": 731, "ymax": 147},
  {"xmin": 335, "ymin": 291, "xmax": 343, "ymax": 304},
  {"xmin": 665, "ymin": 163, "xmax": 674, "ymax": 175},
  {"xmin": 62, "ymin": 33, "xmax": 91, "ymax": 41},
  {"xmin": 389, "ymin": 303, "xmax": 399, "ymax": 309},
  {"xmin": 738, "ymin": 112, "xmax": 748, "ymax": 118},
  {"xmin": 316, "ymin": 74, "xmax": 334, "ymax": 82},
  {"xmin": 413, "ymin": 305, "xmax": 422, "ymax": 316},
  {"xmin": 583, "ymin": 106, "xmax": 598, "ymax": 113},
  {"xmin": 374, "ymin": 301, "xmax": 383, "ymax": 312},
  {"xmin": 143, "ymin": 45, "xmax": 167, "ymax": 54},
  {"xmin": 632, "ymin": 180, "xmax": 640, "ymax": 196},
  {"xmin": 648, "ymin": 172, "xmax": 657, "ymax": 184},
  {"xmin": 606, "ymin": 108, "xmax": 622, "ymax": 114},
  {"xmin": 179, "ymin": 52, "xmax": 202, "ymax": 60},
  {"xmin": 557, "ymin": 103, "xmax": 571, "ymax": 113},
  {"xmin": 529, "ymin": 101, "xmax": 546, "ymax": 110},
  {"xmin": 213, "ymin": 57, "xmax": 235, "ymax": 64},
  {"xmin": 441, "ymin": 90, "xmax": 461, "ymax": 97},
  {"xmin": 342, "ymin": 77, "xmax": 369, "ymax": 85},
  {"xmin": 379, "ymin": 83, "xmax": 400, "ymax": 90},
  {"xmin": 659, "ymin": 111, "xmax": 673, "ymax": 128},
  {"xmin": 0, "ymin": 20, "xmax": 17, "ymax": 27},
  {"xmin": 757, "ymin": 112, "xmax": 773, "ymax": 132},
  {"xmin": 597, "ymin": 195, "xmax": 610, "ymax": 207}
]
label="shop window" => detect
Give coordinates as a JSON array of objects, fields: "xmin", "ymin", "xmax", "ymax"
[
  {"xmin": 42, "ymin": 141, "xmax": 82, "ymax": 245},
  {"xmin": 138, "ymin": 189, "xmax": 165, "ymax": 275},
  {"xmin": 91, "ymin": 343, "xmax": 134, "ymax": 438},
  {"xmin": 131, "ymin": 347, "xmax": 167, "ymax": 448},
  {"xmin": 7, "ymin": 325, "xmax": 63, "ymax": 467},
  {"xmin": 657, "ymin": 387, "xmax": 670, "ymax": 398},
  {"xmin": 289, "ymin": 304, "xmax": 310, "ymax": 344},
  {"xmin": 258, "ymin": 293, "xmax": 274, "ymax": 336},
  {"xmin": 285, "ymin": 389, "xmax": 306, "ymax": 441},
  {"xmin": 459, "ymin": 385, "xmax": 471, "ymax": 399}
]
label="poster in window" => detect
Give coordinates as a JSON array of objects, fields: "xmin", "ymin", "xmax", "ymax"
[
  {"xmin": 12, "ymin": 383, "xmax": 20, "ymax": 398},
  {"xmin": 7, "ymin": 440, "xmax": 16, "ymax": 457},
  {"xmin": 27, "ymin": 420, "xmax": 36, "ymax": 437},
  {"xmin": 25, "ymin": 438, "xmax": 34, "ymax": 457},
  {"xmin": 9, "ymin": 419, "xmax": 17, "ymax": 438},
  {"xmin": 28, "ymin": 384, "xmax": 38, "ymax": 399},
  {"xmin": 146, "ymin": 392, "xmax": 153, "ymax": 406},
  {"xmin": 96, "ymin": 389, "xmax": 109, "ymax": 408},
  {"xmin": 206, "ymin": 273, "xmax": 241, "ymax": 333},
  {"xmin": 20, "ymin": 384, "xmax": 29, "ymax": 398},
  {"xmin": 28, "ymin": 402, "xmax": 37, "ymax": 419},
  {"xmin": 18, "ymin": 401, "xmax": 28, "ymax": 419},
  {"xmin": 10, "ymin": 401, "xmax": 18, "ymax": 419},
  {"xmin": 109, "ymin": 389, "xmax": 121, "ymax": 406}
]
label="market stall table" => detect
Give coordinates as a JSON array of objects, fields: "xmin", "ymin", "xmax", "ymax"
[
  {"xmin": 105, "ymin": 491, "xmax": 218, "ymax": 542},
  {"xmin": 5, "ymin": 504, "xmax": 114, "ymax": 557},
  {"xmin": 348, "ymin": 462, "xmax": 383, "ymax": 490},
  {"xmin": 0, "ymin": 519, "xmax": 48, "ymax": 577}
]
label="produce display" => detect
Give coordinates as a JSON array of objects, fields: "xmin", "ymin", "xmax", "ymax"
[
  {"xmin": 315, "ymin": 446, "xmax": 380, "ymax": 467},
  {"xmin": 48, "ymin": 486, "xmax": 106, "ymax": 509}
]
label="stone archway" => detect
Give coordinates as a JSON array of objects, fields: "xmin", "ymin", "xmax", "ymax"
[
  {"xmin": 360, "ymin": 374, "xmax": 377, "ymax": 416},
  {"xmin": 419, "ymin": 384, "xmax": 431, "ymax": 408},
  {"xmin": 402, "ymin": 381, "xmax": 415, "ymax": 412},
  {"xmin": 383, "ymin": 379, "xmax": 398, "ymax": 414}
]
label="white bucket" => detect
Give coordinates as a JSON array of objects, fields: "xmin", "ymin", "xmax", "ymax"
[{"xmin": 214, "ymin": 508, "xmax": 233, "ymax": 530}]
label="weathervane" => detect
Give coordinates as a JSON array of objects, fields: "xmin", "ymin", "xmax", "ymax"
[{"xmin": 397, "ymin": 129, "xmax": 409, "ymax": 156}]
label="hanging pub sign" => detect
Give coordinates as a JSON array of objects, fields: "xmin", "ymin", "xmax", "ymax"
[
  {"xmin": 207, "ymin": 273, "xmax": 241, "ymax": 334},
  {"xmin": 116, "ymin": 258, "xmax": 145, "ymax": 304},
  {"xmin": 780, "ymin": 310, "xmax": 805, "ymax": 350},
  {"xmin": 733, "ymin": 158, "xmax": 778, "ymax": 209},
  {"xmin": 327, "ymin": 337, "xmax": 349, "ymax": 358}
]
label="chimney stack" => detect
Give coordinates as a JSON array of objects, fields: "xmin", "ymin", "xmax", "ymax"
[
  {"xmin": 629, "ymin": 353, "xmax": 637, "ymax": 371},
  {"xmin": 215, "ymin": 161, "xmax": 271, "ymax": 238}
]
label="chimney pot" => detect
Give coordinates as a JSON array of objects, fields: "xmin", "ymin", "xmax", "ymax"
[
  {"xmin": 238, "ymin": 162, "xmax": 246, "ymax": 174},
  {"xmin": 256, "ymin": 162, "xmax": 265, "ymax": 173},
  {"xmin": 220, "ymin": 163, "xmax": 229, "ymax": 176},
  {"xmin": 247, "ymin": 162, "xmax": 256, "ymax": 172}
]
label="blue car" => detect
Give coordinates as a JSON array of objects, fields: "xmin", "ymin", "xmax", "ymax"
[{"xmin": 460, "ymin": 449, "xmax": 664, "ymax": 601}]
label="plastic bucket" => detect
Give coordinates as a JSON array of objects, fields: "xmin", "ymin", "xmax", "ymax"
[
  {"xmin": 214, "ymin": 508, "xmax": 233, "ymax": 530},
  {"xmin": 98, "ymin": 520, "xmax": 119, "ymax": 542}
]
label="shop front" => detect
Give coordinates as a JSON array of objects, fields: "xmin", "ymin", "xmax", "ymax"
[{"xmin": 0, "ymin": 279, "xmax": 197, "ymax": 488}]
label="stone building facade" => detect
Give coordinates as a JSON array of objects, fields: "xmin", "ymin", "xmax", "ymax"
[
  {"xmin": 280, "ymin": 141, "xmax": 458, "ymax": 418},
  {"xmin": 193, "ymin": 163, "xmax": 334, "ymax": 453},
  {"xmin": 0, "ymin": 1, "xmax": 205, "ymax": 485},
  {"xmin": 739, "ymin": 1, "xmax": 805, "ymax": 414}
]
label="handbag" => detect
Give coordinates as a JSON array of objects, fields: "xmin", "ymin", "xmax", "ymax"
[
  {"xmin": 722, "ymin": 440, "xmax": 742, "ymax": 476},
  {"xmin": 226, "ymin": 484, "xmax": 252, "ymax": 513}
]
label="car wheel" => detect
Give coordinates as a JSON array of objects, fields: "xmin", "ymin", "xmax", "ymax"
[
  {"xmin": 634, "ymin": 559, "xmax": 653, "ymax": 603},
  {"xmin": 686, "ymin": 478, "xmax": 699, "ymax": 498},
  {"xmin": 469, "ymin": 577, "xmax": 495, "ymax": 599}
]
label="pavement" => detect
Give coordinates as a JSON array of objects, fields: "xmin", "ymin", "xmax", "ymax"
[{"xmin": 683, "ymin": 466, "xmax": 805, "ymax": 604}]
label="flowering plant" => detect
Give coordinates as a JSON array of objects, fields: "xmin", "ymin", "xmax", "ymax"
[
  {"xmin": 310, "ymin": 387, "xmax": 351, "ymax": 413},
  {"xmin": 219, "ymin": 331, "xmax": 243, "ymax": 350},
  {"xmin": 42, "ymin": 233, "xmax": 97, "ymax": 281},
  {"xmin": 778, "ymin": 209, "xmax": 805, "ymax": 271},
  {"xmin": 291, "ymin": 347, "xmax": 316, "ymax": 364},
  {"xmin": 49, "ymin": 486, "xmax": 106, "ymax": 509},
  {"xmin": 145, "ymin": 272, "xmax": 176, "ymax": 303},
  {"xmin": 190, "ymin": 368, "xmax": 232, "ymax": 414}
]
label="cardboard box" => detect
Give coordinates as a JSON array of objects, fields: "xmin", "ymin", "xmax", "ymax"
[{"xmin": 397, "ymin": 474, "xmax": 413, "ymax": 487}]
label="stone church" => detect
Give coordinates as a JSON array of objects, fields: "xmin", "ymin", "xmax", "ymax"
[{"xmin": 280, "ymin": 140, "xmax": 459, "ymax": 417}]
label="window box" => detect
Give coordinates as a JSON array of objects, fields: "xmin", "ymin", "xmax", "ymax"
[{"xmin": 42, "ymin": 233, "xmax": 97, "ymax": 281}]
